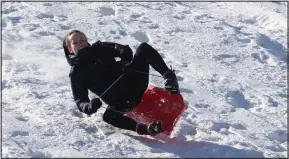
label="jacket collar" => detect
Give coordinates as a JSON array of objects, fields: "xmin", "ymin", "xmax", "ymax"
[{"xmin": 63, "ymin": 40, "xmax": 91, "ymax": 66}]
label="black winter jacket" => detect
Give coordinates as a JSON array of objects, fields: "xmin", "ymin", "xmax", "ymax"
[{"xmin": 63, "ymin": 40, "xmax": 134, "ymax": 113}]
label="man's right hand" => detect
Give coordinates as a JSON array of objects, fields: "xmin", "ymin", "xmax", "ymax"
[
  {"xmin": 89, "ymin": 98, "xmax": 102, "ymax": 114},
  {"xmin": 82, "ymin": 98, "xmax": 102, "ymax": 115}
]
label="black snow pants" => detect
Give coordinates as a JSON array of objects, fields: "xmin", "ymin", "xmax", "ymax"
[{"xmin": 102, "ymin": 42, "xmax": 170, "ymax": 132}]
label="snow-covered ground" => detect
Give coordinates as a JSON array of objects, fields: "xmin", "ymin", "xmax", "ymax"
[{"xmin": 2, "ymin": 2, "xmax": 287, "ymax": 158}]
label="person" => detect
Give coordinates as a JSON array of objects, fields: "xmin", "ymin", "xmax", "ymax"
[{"xmin": 63, "ymin": 30, "xmax": 180, "ymax": 136}]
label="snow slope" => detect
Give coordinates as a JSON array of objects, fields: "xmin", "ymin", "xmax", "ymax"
[{"xmin": 2, "ymin": 2, "xmax": 287, "ymax": 158}]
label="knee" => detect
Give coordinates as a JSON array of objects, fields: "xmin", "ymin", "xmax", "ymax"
[
  {"xmin": 102, "ymin": 109, "xmax": 122, "ymax": 124},
  {"xmin": 136, "ymin": 42, "xmax": 155, "ymax": 56},
  {"xmin": 137, "ymin": 42, "xmax": 151, "ymax": 51},
  {"xmin": 102, "ymin": 110, "xmax": 113, "ymax": 123}
]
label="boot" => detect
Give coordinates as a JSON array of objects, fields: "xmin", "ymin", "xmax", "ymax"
[
  {"xmin": 136, "ymin": 121, "xmax": 163, "ymax": 136},
  {"xmin": 147, "ymin": 121, "xmax": 163, "ymax": 136},
  {"xmin": 163, "ymin": 69, "xmax": 180, "ymax": 94}
]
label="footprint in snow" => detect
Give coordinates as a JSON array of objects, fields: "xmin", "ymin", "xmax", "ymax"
[
  {"xmin": 43, "ymin": 128, "xmax": 57, "ymax": 136},
  {"xmin": 213, "ymin": 54, "xmax": 241, "ymax": 66},
  {"xmin": 31, "ymin": 91, "xmax": 50, "ymax": 100},
  {"xmin": 59, "ymin": 24, "xmax": 71, "ymax": 30},
  {"xmin": 11, "ymin": 130, "xmax": 29, "ymax": 137},
  {"xmin": 182, "ymin": 10, "xmax": 191, "ymax": 14},
  {"xmin": 42, "ymin": 2, "xmax": 53, "ymax": 6},
  {"xmin": 4, "ymin": 32, "xmax": 24, "ymax": 42},
  {"xmin": 261, "ymin": 95, "xmax": 278, "ymax": 107},
  {"xmin": 176, "ymin": 122, "xmax": 197, "ymax": 137},
  {"xmin": 57, "ymin": 15, "xmax": 68, "ymax": 21},
  {"xmin": 118, "ymin": 29, "xmax": 127, "ymax": 36},
  {"xmin": 71, "ymin": 108, "xmax": 84, "ymax": 118},
  {"xmin": 214, "ymin": 25, "xmax": 224, "ymax": 30},
  {"xmin": 194, "ymin": 13, "xmax": 215, "ymax": 23},
  {"xmin": 228, "ymin": 140, "xmax": 258, "ymax": 151},
  {"xmin": 236, "ymin": 37, "xmax": 252, "ymax": 47},
  {"xmin": 15, "ymin": 116, "xmax": 29, "ymax": 122},
  {"xmin": 255, "ymin": 33, "xmax": 287, "ymax": 63},
  {"xmin": 177, "ymin": 75, "xmax": 184, "ymax": 81},
  {"xmin": 264, "ymin": 142, "xmax": 286, "ymax": 152},
  {"xmin": 130, "ymin": 13, "xmax": 142, "ymax": 19},
  {"xmin": 2, "ymin": 54, "xmax": 13, "ymax": 61},
  {"xmin": 99, "ymin": 7, "xmax": 115, "ymax": 16},
  {"xmin": 21, "ymin": 77, "xmax": 47, "ymax": 86},
  {"xmin": 251, "ymin": 51, "xmax": 270, "ymax": 64},
  {"xmin": 98, "ymin": 21, "xmax": 106, "ymax": 25},
  {"xmin": 198, "ymin": 120, "xmax": 245, "ymax": 135},
  {"xmin": 238, "ymin": 16, "xmax": 257, "ymax": 25},
  {"xmin": 173, "ymin": 14, "xmax": 186, "ymax": 20},
  {"xmin": 211, "ymin": 122, "xmax": 230, "ymax": 132},
  {"xmin": 255, "ymin": 13, "xmax": 285, "ymax": 32},
  {"xmin": 206, "ymin": 73, "xmax": 219, "ymax": 83},
  {"xmin": 131, "ymin": 31, "xmax": 150, "ymax": 43},
  {"xmin": 179, "ymin": 88, "xmax": 194, "ymax": 94},
  {"xmin": 194, "ymin": 103, "xmax": 210, "ymax": 108},
  {"xmin": 225, "ymin": 90, "xmax": 253, "ymax": 110},
  {"xmin": 113, "ymin": 36, "xmax": 121, "ymax": 40},
  {"xmin": 180, "ymin": 62, "xmax": 188, "ymax": 68},
  {"xmin": 37, "ymin": 30, "xmax": 55, "ymax": 36},
  {"xmin": 2, "ymin": 18, "xmax": 8, "ymax": 28},
  {"xmin": 148, "ymin": 24, "xmax": 159, "ymax": 29},
  {"xmin": 109, "ymin": 29, "xmax": 127, "ymax": 39},
  {"xmin": 231, "ymin": 123, "xmax": 247, "ymax": 130},
  {"xmin": 30, "ymin": 151, "xmax": 51, "ymax": 158},
  {"xmin": 109, "ymin": 30, "xmax": 116, "ymax": 35},
  {"xmin": 22, "ymin": 23, "xmax": 40, "ymax": 31},
  {"xmin": 79, "ymin": 123, "xmax": 98, "ymax": 134},
  {"xmin": 8, "ymin": 16, "xmax": 22, "ymax": 24},
  {"xmin": 2, "ymin": 80, "xmax": 8, "ymax": 90},
  {"xmin": 267, "ymin": 130, "xmax": 287, "ymax": 144},
  {"xmin": 2, "ymin": 7, "xmax": 18, "ymax": 14},
  {"xmin": 36, "ymin": 13, "xmax": 54, "ymax": 19}
]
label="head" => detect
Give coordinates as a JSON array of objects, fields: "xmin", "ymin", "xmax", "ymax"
[{"xmin": 65, "ymin": 30, "xmax": 89, "ymax": 54}]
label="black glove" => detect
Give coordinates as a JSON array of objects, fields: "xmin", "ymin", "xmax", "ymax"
[
  {"xmin": 164, "ymin": 80, "xmax": 180, "ymax": 95},
  {"xmin": 83, "ymin": 98, "xmax": 102, "ymax": 115},
  {"xmin": 121, "ymin": 62, "xmax": 135, "ymax": 75},
  {"xmin": 91, "ymin": 98, "xmax": 102, "ymax": 111},
  {"xmin": 120, "ymin": 45, "xmax": 133, "ymax": 62},
  {"xmin": 74, "ymin": 46, "xmax": 94, "ymax": 65}
]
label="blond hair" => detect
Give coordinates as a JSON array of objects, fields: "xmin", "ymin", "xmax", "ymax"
[{"xmin": 65, "ymin": 30, "xmax": 87, "ymax": 47}]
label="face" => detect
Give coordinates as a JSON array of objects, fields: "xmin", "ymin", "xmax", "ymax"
[{"xmin": 67, "ymin": 32, "xmax": 88, "ymax": 54}]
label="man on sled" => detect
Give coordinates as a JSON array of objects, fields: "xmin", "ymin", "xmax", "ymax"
[{"xmin": 63, "ymin": 30, "xmax": 180, "ymax": 136}]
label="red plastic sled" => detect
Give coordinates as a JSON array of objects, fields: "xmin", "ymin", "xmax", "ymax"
[{"xmin": 124, "ymin": 84, "xmax": 188, "ymax": 136}]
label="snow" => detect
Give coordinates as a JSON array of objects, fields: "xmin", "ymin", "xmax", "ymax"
[{"xmin": 2, "ymin": 1, "xmax": 287, "ymax": 158}]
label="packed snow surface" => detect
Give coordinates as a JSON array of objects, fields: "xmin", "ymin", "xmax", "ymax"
[{"xmin": 2, "ymin": 2, "xmax": 287, "ymax": 158}]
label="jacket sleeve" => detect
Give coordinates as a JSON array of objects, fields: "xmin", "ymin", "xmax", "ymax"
[
  {"xmin": 69, "ymin": 67, "xmax": 93, "ymax": 115},
  {"xmin": 92, "ymin": 41, "xmax": 133, "ymax": 63}
]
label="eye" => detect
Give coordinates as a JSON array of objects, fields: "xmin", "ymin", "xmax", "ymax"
[{"xmin": 72, "ymin": 41, "xmax": 77, "ymax": 45}]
